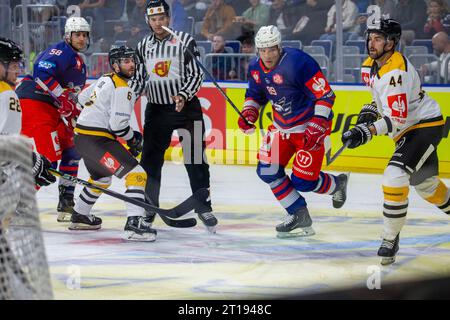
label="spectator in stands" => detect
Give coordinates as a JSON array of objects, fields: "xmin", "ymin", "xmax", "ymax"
[
  {"xmin": 355, "ymin": 0, "xmax": 370, "ymax": 13},
  {"xmin": 289, "ymin": 0, "xmax": 332, "ymax": 45},
  {"xmin": 89, "ymin": 37, "xmax": 111, "ymax": 78},
  {"xmin": 231, "ymin": 36, "xmax": 255, "ymax": 80},
  {"xmin": 423, "ymin": 0, "xmax": 449, "ymax": 39},
  {"xmin": 172, "ymin": 0, "xmax": 191, "ymax": 33},
  {"xmin": 319, "ymin": 0, "xmax": 359, "ymax": 46},
  {"xmin": 206, "ymin": 34, "xmax": 235, "ymax": 80},
  {"xmin": 112, "ymin": 21, "xmax": 130, "ymax": 43},
  {"xmin": 267, "ymin": 0, "xmax": 298, "ymax": 39},
  {"xmin": 394, "ymin": 0, "xmax": 427, "ymax": 44},
  {"xmin": 78, "ymin": 0, "xmax": 123, "ymax": 40},
  {"xmin": 128, "ymin": 0, "xmax": 148, "ymax": 32},
  {"xmin": 234, "ymin": 0, "xmax": 270, "ymax": 37},
  {"xmin": 201, "ymin": 0, "xmax": 238, "ymax": 41},
  {"xmin": 226, "ymin": 0, "xmax": 249, "ymax": 16},
  {"xmin": 419, "ymin": 31, "xmax": 450, "ymax": 83}
]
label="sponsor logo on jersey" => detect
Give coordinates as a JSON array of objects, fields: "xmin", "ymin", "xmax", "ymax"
[
  {"xmin": 38, "ymin": 60, "xmax": 56, "ymax": 70},
  {"xmin": 305, "ymin": 71, "xmax": 331, "ymax": 99},
  {"xmin": 266, "ymin": 86, "xmax": 277, "ymax": 96},
  {"xmin": 395, "ymin": 137, "xmax": 406, "ymax": 151},
  {"xmin": 50, "ymin": 131, "xmax": 61, "ymax": 153},
  {"xmin": 99, "ymin": 152, "xmax": 121, "ymax": 173},
  {"xmin": 273, "ymin": 73, "xmax": 283, "ymax": 84},
  {"xmin": 295, "ymin": 150, "xmax": 313, "ymax": 168},
  {"xmin": 251, "ymin": 70, "xmax": 261, "ymax": 84},
  {"xmin": 152, "ymin": 60, "xmax": 171, "ymax": 77},
  {"xmin": 387, "ymin": 93, "xmax": 408, "ymax": 123}
]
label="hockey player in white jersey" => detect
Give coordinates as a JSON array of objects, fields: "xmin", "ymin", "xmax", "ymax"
[
  {"xmin": 0, "ymin": 37, "xmax": 55, "ymax": 188},
  {"xmin": 71, "ymin": 45, "xmax": 156, "ymax": 241},
  {"xmin": 342, "ymin": 19, "xmax": 449, "ymax": 265}
]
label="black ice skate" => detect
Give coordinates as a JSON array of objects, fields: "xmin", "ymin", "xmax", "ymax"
[
  {"xmin": 145, "ymin": 211, "xmax": 156, "ymax": 228},
  {"xmin": 197, "ymin": 211, "xmax": 218, "ymax": 234},
  {"xmin": 332, "ymin": 173, "xmax": 350, "ymax": 209},
  {"xmin": 276, "ymin": 207, "xmax": 315, "ymax": 238},
  {"xmin": 378, "ymin": 234, "xmax": 399, "ymax": 265},
  {"xmin": 123, "ymin": 216, "xmax": 157, "ymax": 242},
  {"xmin": 69, "ymin": 211, "xmax": 102, "ymax": 230},
  {"xmin": 57, "ymin": 185, "xmax": 74, "ymax": 222}
]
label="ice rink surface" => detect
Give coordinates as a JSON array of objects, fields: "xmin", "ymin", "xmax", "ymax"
[{"xmin": 37, "ymin": 162, "xmax": 450, "ymax": 299}]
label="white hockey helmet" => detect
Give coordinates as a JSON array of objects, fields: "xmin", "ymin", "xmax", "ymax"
[
  {"xmin": 64, "ymin": 17, "xmax": 91, "ymax": 35},
  {"xmin": 255, "ymin": 25, "xmax": 282, "ymax": 49}
]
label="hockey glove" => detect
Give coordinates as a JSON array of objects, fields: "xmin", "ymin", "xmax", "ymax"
[
  {"xmin": 32, "ymin": 152, "xmax": 56, "ymax": 187},
  {"xmin": 57, "ymin": 90, "xmax": 78, "ymax": 118},
  {"xmin": 341, "ymin": 124, "xmax": 372, "ymax": 149},
  {"xmin": 127, "ymin": 131, "xmax": 143, "ymax": 157},
  {"xmin": 238, "ymin": 106, "xmax": 258, "ymax": 134},
  {"xmin": 304, "ymin": 116, "xmax": 330, "ymax": 151},
  {"xmin": 357, "ymin": 102, "xmax": 379, "ymax": 125}
]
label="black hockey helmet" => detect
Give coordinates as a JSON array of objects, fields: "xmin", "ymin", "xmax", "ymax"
[
  {"xmin": 366, "ymin": 18, "xmax": 402, "ymax": 47},
  {"xmin": 108, "ymin": 45, "xmax": 136, "ymax": 68},
  {"xmin": 146, "ymin": 0, "xmax": 170, "ymax": 18},
  {"xmin": 0, "ymin": 37, "xmax": 23, "ymax": 64}
]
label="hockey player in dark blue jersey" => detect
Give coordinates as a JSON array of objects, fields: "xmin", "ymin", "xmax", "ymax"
[
  {"xmin": 238, "ymin": 26, "xmax": 349, "ymax": 238},
  {"xmin": 16, "ymin": 17, "xmax": 91, "ymax": 223}
]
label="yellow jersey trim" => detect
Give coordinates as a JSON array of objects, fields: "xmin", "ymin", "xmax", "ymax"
[
  {"xmin": 394, "ymin": 119, "xmax": 445, "ymax": 142},
  {"xmin": 74, "ymin": 127, "xmax": 115, "ymax": 140}
]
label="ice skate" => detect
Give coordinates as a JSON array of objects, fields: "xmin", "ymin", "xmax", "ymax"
[
  {"xmin": 123, "ymin": 216, "xmax": 157, "ymax": 242},
  {"xmin": 378, "ymin": 234, "xmax": 399, "ymax": 265},
  {"xmin": 57, "ymin": 185, "xmax": 74, "ymax": 222},
  {"xmin": 197, "ymin": 211, "xmax": 218, "ymax": 234},
  {"xmin": 332, "ymin": 173, "xmax": 350, "ymax": 209},
  {"xmin": 69, "ymin": 211, "xmax": 102, "ymax": 230},
  {"xmin": 276, "ymin": 207, "xmax": 315, "ymax": 238}
]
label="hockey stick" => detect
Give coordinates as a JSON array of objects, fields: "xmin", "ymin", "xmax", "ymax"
[
  {"xmin": 326, "ymin": 141, "xmax": 350, "ymax": 166},
  {"xmin": 161, "ymin": 26, "xmax": 252, "ymax": 126},
  {"xmin": 48, "ymin": 168, "xmax": 207, "ymax": 219}
]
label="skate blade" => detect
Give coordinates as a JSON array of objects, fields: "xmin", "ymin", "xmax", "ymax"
[
  {"xmin": 380, "ymin": 256, "xmax": 396, "ymax": 266},
  {"xmin": 277, "ymin": 227, "xmax": 315, "ymax": 239},
  {"xmin": 123, "ymin": 231, "xmax": 156, "ymax": 242},
  {"xmin": 204, "ymin": 225, "xmax": 217, "ymax": 234},
  {"xmin": 57, "ymin": 212, "xmax": 72, "ymax": 223},
  {"xmin": 68, "ymin": 223, "xmax": 101, "ymax": 230}
]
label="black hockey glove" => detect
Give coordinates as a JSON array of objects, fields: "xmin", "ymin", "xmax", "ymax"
[
  {"xmin": 127, "ymin": 131, "xmax": 143, "ymax": 157},
  {"xmin": 32, "ymin": 152, "xmax": 56, "ymax": 187},
  {"xmin": 356, "ymin": 102, "xmax": 379, "ymax": 125},
  {"xmin": 341, "ymin": 124, "xmax": 372, "ymax": 149}
]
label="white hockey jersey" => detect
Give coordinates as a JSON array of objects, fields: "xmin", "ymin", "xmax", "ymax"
[
  {"xmin": 0, "ymin": 81, "xmax": 21, "ymax": 135},
  {"xmin": 361, "ymin": 51, "xmax": 443, "ymax": 141},
  {"xmin": 75, "ymin": 73, "xmax": 136, "ymax": 141}
]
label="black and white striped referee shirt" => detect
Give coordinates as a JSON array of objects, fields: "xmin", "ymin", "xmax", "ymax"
[{"xmin": 130, "ymin": 29, "xmax": 204, "ymax": 105}]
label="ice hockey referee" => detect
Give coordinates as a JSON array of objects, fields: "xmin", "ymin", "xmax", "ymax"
[{"xmin": 130, "ymin": 0, "xmax": 218, "ymax": 233}]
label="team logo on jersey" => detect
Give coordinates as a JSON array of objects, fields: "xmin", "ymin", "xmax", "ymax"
[
  {"xmin": 251, "ymin": 70, "xmax": 261, "ymax": 84},
  {"xmin": 50, "ymin": 131, "xmax": 61, "ymax": 153},
  {"xmin": 305, "ymin": 71, "xmax": 331, "ymax": 99},
  {"xmin": 99, "ymin": 152, "xmax": 121, "ymax": 173},
  {"xmin": 152, "ymin": 60, "xmax": 171, "ymax": 77},
  {"xmin": 75, "ymin": 55, "xmax": 83, "ymax": 71},
  {"xmin": 295, "ymin": 150, "xmax": 313, "ymax": 168},
  {"xmin": 361, "ymin": 71, "xmax": 371, "ymax": 86},
  {"xmin": 273, "ymin": 73, "xmax": 283, "ymax": 84},
  {"xmin": 387, "ymin": 93, "xmax": 408, "ymax": 123}
]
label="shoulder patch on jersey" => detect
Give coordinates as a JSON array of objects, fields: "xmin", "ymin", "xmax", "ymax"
[
  {"xmin": 110, "ymin": 74, "xmax": 129, "ymax": 88},
  {"xmin": 378, "ymin": 52, "xmax": 407, "ymax": 78},
  {"xmin": 0, "ymin": 81, "xmax": 13, "ymax": 93}
]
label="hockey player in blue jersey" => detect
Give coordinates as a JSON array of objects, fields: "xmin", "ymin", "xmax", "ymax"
[
  {"xmin": 238, "ymin": 26, "xmax": 349, "ymax": 238},
  {"xmin": 16, "ymin": 17, "xmax": 91, "ymax": 223}
]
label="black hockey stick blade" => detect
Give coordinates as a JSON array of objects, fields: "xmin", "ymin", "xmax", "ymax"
[
  {"xmin": 49, "ymin": 169, "xmax": 205, "ymax": 219},
  {"xmin": 326, "ymin": 141, "xmax": 350, "ymax": 166},
  {"xmin": 159, "ymin": 214, "xmax": 197, "ymax": 228}
]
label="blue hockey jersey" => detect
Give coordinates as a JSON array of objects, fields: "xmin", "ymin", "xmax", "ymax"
[
  {"xmin": 244, "ymin": 47, "xmax": 335, "ymax": 132},
  {"xmin": 16, "ymin": 40, "xmax": 87, "ymax": 107}
]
